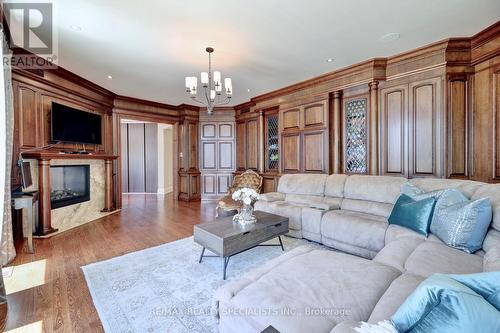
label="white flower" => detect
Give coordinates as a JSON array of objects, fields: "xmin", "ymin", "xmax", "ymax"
[{"xmin": 243, "ymin": 197, "xmax": 251, "ymax": 205}]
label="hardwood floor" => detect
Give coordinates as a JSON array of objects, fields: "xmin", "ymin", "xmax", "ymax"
[{"xmin": 5, "ymin": 194, "xmax": 216, "ymax": 332}]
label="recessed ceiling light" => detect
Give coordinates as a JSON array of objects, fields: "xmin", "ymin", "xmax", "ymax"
[
  {"xmin": 380, "ymin": 33, "xmax": 400, "ymax": 42},
  {"xmin": 107, "ymin": 75, "xmax": 113, "ymax": 79},
  {"xmin": 247, "ymin": 89, "xmax": 251, "ymax": 92},
  {"xmin": 70, "ymin": 25, "xmax": 82, "ymax": 31},
  {"xmin": 326, "ymin": 58, "xmax": 334, "ymax": 63}
]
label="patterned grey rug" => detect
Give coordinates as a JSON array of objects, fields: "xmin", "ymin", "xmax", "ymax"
[{"xmin": 82, "ymin": 236, "xmax": 313, "ymax": 333}]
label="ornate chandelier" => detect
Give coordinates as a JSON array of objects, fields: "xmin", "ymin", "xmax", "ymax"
[{"xmin": 185, "ymin": 47, "xmax": 233, "ymax": 115}]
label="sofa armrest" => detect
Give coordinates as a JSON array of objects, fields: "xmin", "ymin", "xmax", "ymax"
[
  {"xmin": 259, "ymin": 192, "xmax": 285, "ymax": 202},
  {"xmin": 309, "ymin": 202, "xmax": 340, "ymax": 210}
]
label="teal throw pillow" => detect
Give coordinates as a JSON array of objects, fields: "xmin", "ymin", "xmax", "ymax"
[
  {"xmin": 388, "ymin": 194, "xmax": 436, "ymax": 236},
  {"xmin": 391, "ymin": 273, "xmax": 500, "ymax": 333}
]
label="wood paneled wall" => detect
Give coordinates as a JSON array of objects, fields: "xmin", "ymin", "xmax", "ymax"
[{"xmin": 234, "ymin": 21, "xmax": 500, "ymax": 188}]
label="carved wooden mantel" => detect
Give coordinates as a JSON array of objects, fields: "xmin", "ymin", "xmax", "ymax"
[{"xmin": 22, "ymin": 151, "xmax": 118, "ymax": 236}]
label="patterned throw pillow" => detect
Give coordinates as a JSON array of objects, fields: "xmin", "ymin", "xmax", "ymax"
[{"xmin": 401, "ymin": 183, "xmax": 493, "ymax": 253}]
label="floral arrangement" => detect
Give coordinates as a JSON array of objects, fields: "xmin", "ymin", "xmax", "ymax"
[
  {"xmin": 231, "ymin": 187, "xmax": 260, "ymax": 204},
  {"xmin": 232, "ymin": 187, "xmax": 260, "ymax": 225}
]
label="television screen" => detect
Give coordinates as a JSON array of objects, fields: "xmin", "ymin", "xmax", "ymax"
[{"xmin": 51, "ymin": 102, "xmax": 102, "ymax": 144}]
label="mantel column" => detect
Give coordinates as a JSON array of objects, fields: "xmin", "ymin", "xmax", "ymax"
[
  {"xmin": 102, "ymin": 159, "xmax": 114, "ymax": 212},
  {"xmin": 37, "ymin": 159, "xmax": 57, "ymax": 236},
  {"xmin": 369, "ymin": 81, "xmax": 379, "ymax": 175},
  {"xmin": 332, "ymin": 91, "xmax": 342, "ymax": 174}
]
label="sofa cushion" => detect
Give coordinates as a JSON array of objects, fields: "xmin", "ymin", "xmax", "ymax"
[
  {"xmin": 384, "ymin": 224, "xmax": 427, "ymax": 245},
  {"xmin": 340, "ymin": 199, "xmax": 393, "ymax": 218},
  {"xmin": 343, "ymin": 175, "xmax": 407, "ymax": 204},
  {"xmin": 277, "ymin": 174, "xmax": 327, "ymax": 196},
  {"xmin": 324, "ymin": 174, "xmax": 349, "ymax": 198},
  {"xmin": 285, "ymin": 193, "xmax": 325, "ymax": 205},
  {"xmin": 322, "ymin": 210, "xmax": 388, "ymax": 254},
  {"xmin": 254, "ymin": 200, "xmax": 306, "ymax": 233},
  {"xmin": 408, "ymin": 178, "xmax": 484, "ymax": 198},
  {"xmin": 373, "ymin": 238, "xmax": 425, "ymax": 272},
  {"xmin": 368, "ymin": 273, "xmax": 425, "ymax": 323},
  {"xmin": 388, "ymin": 194, "xmax": 436, "ymax": 236},
  {"xmin": 217, "ymin": 247, "xmax": 400, "ymax": 333},
  {"xmin": 259, "ymin": 192, "xmax": 285, "ymax": 202},
  {"xmin": 302, "ymin": 207, "xmax": 329, "ymax": 243},
  {"xmin": 472, "ymin": 184, "xmax": 500, "ymax": 231},
  {"xmin": 404, "ymin": 241, "xmax": 483, "ymax": 277}
]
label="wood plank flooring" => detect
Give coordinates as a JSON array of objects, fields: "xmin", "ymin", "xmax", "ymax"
[{"xmin": 4, "ymin": 194, "xmax": 216, "ymax": 332}]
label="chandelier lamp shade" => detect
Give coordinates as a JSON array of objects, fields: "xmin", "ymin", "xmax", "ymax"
[{"xmin": 185, "ymin": 47, "xmax": 232, "ymax": 115}]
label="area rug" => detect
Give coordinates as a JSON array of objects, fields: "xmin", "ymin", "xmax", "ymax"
[{"xmin": 82, "ymin": 236, "xmax": 315, "ymax": 333}]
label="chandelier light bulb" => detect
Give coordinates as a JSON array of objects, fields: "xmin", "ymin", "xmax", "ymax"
[
  {"xmin": 224, "ymin": 78, "xmax": 232, "ymax": 95},
  {"xmin": 213, "ymin": 71, "xmax": 221, "ymax": 84},
  {"xmin": 185, "ymin": 76, "xmax": 191, "ymax": 89},
  {"xmin": 201, "ymin": 72, "xmax": 209, "ymax": 86},
  {"xmin": 210, "ymin": 90, "xmax": 216, "ymax": 101}
]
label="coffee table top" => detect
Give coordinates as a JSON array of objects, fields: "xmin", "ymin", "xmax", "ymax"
[{"xmin": 194, "ymin": 210, "xmax": 288, "ymax": 239}]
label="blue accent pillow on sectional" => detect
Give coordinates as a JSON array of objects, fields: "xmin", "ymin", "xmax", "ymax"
[
  {"xmin": 391, "ymin": 273, "xmax": 500, "ymax": 333},
  {"xmin": 430, "ymin": 190, "xmax": 492, "ymax": 253},
  {"xmin": 388, "ymin": 194, "xmax": 436, "ymax": 236}
]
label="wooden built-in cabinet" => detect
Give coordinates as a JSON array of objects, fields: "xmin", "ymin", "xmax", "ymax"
[
  {"xmin": 199, "ymin": 110, "xmax": 235, "ymax": 200},
  {"xmin": 178, "ymin": 118, "xmax": 201, "ymax": 201},
  {"xmin": 380, "ymin": 76, "xmax": 444, "ymax": 178},
  {"xmin": 235, "ymin": 114, "xmax": 260, "ymax": 172}
]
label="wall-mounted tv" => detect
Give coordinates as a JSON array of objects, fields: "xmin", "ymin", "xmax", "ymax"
[{"xmin": 51, "ymin": 102, "xmax": 102, "ymax": 145}]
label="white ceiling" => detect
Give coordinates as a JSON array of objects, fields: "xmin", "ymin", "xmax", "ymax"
[{"xmin": 46, "ymin": 1, "xmax": 500, "ymax": 105}]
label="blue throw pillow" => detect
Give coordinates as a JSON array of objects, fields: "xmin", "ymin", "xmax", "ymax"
[
  {"xmin": 388, "ymin": 194, "xmax": 436, "ymax": 236},
  {"xmin": 391, "ymin": 273, "xmax": 500, "ymax": 333},
  {"xmin": 431, "ymin": 191, "xmax": 492, "ymax": 253},
  {"xmin": 448, "ymin": 271, "xmax": 500, "ymax": 311}
]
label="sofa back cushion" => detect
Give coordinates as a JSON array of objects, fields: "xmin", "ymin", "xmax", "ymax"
[
  {"xmin": 277, "ymin": 174, "xmax": 327, "ymax": 196},
  {"xmin": 324, "ymin": 174, "xmax": 349, "ymax": 198},
  {"xmin": 408, "ymin": 178, "xmax": 484, "ymax": 199},
  {"xmin": 341, "ymin": 199, "xmax": 394, "ymax": 217},
  {"xmin": 472, "ymin": 184, "xmax": 500, "ymax": 232},
  {"xmin": 343, "ymin": 175, "xmax": 407, "ymax": 204}
]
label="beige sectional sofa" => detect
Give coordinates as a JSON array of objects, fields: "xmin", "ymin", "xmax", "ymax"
[{"xmin": 215, "ymin": 174, "xmax": 500, "ymax": 333}]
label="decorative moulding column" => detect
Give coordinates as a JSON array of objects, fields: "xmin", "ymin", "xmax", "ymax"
[
  {"xmin": 332, "ymin": 91, "xmax": 342, "ymax": 174},
  {"xmin": 37, "ymin": 158, "xmax": 57, "ymax": 236},
  {"xmin": 369, "ymin": 81, "xmax": 379, "ymax": 175},
  {"xmin": 102, "ymin": 159, "xmax": 114, "ymax": 212}
]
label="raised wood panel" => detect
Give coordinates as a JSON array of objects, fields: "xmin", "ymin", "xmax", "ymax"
[
  {"xmin": 303, "ymin": 131, "xmax": 325, "ymax": 172},
  {"xmin": 201, "ymin": 142, "xmax": 216, "ymax": 169},
  {"xmin": 217, "ymin": 174, "xmax": 231, "ymax": 194},
  {"xmin": 449, "ymin": 79, "xmax": 468, "ymax": 177},
  {"xmin": 190, "ymin": 174, "xmax": 200, "ymax": 196},
  {"xmin": 218, "ymin": 142, "xmax": 234, "ymax": 170},
  {"xmin": 246, "ymin": 119, "xmax": 259, "ymax": 170},
  {"xmin": 304, "ymin": 103, "xmax": 325, "ymax": 128},
  {"xmin": 18, "ymin": 86, "xmax": 38, "ymax": 148},
  {"xmin": 127, "ymin": 123, "xmax": 146, "ymax": 192},
  {"xmin": 201, "ymin": 123, "xmax": 216, "ymax": 139},
  {"xmin": 188, "ymin": 122, "xmax": 198, "ymax": 170},
  {"xmin": 282, "ymin": 133, "xmax": 301, "ymax": 172},
  {"xmin": 262, "ymin": 177, "xmax": 277, "ymax": 193},
  {"xmin": 409, "ymin": 79, "xmax": 440, "ymax": 177},
  {"xmin": 282, "ymin": 108, "xmax": 300, "ymax": 130},
  {"xmin": 236, "ymin": 122, "xmax": 246, "ymax": 170},
  {"xmin": 380, "ymin": 86, "xmax": 407, "ymax": 176},
  {"xmin": 219, "ymin": 123, "xmax": 233, "ymax": 139},
  {"xmin": 203, "ymin": 175, "xmax": 216, "ymax": 195}
]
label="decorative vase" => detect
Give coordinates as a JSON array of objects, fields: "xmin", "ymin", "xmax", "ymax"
[{"xmin": 240, "ymin": 203, "xmax": 254, "ymax": 221}]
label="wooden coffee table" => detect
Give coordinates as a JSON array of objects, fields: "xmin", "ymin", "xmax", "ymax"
[{"xmin": 193, "ymin": 210, "xmax": 289, "ymax": 280}]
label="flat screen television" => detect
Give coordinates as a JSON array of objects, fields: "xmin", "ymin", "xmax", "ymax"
[{"xmin": 51, "ymin": 102, "xmax": 102, "ymax": 145}]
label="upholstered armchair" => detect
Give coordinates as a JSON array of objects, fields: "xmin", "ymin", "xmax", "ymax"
[{"xmin": 216, "ymin": 170, "xmax": 263, "ymax": 217}]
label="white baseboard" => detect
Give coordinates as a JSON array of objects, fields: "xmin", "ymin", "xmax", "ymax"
[{"xmin": 158, "ymin": 186, "xmax": 173, "ymax": 195}]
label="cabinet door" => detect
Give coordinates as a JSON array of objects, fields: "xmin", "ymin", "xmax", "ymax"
[
  {"xmin": 201, "ymin": 123, "xmax": 217, "ymax": 139},
  {"xmin": 343, "ymin": 97, "xmax": 368, "ymax": 174},
  {"xmin": 218, "ymin": 123, "xmax": 234, "ymax": 139},
  {"xmin": 408, "ymin": 77, "xmax": 442, "ymax": 177},
  {"xmin": 218, "ymin": 141, "xmax": 234, "ymax": 170},
  {"xmin": 282, "ymin": 108, "xmax": 300, "ymax": 131},
  {"xmin": 217, "ymin": 174, "xmax": 232, "ymax": 195},
  {"xmin": 127, "ymin": 123, "xmax": 146, "ymax": 192},
  {"xmin": 246, "ymin": 119, "xmax": 259, "ymax": 170},
  {"xmin": 303, "ymin": 131, "xmax": 326, "ymax": 172},
  {"xmin": 202, "ymin": 174, "xmax": 217, "ymax": 195},
  {"xmin": 201, "ymin": 141, "xmax": 217, "ymax": 170},
  {"xmin": 380, "ymin": 85, "xmax": 408, "ymax": 176},
  {"xmin": 282, "ymin": 133, "xmax": 301, "ymax": 172}
]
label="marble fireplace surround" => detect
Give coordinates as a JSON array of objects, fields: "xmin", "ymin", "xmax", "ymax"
[{"xmin": 23, "ymin": 152, "xmax": 118, "ymax": 236}]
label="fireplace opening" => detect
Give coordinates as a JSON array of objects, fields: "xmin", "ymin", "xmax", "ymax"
[{"xmin": 50, "ymin": 165, "xmax": 90, "ymax": 209}]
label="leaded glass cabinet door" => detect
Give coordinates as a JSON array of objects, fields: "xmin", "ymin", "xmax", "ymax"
[
  {"xmin": 265, "ymin": 113, "xmax": 280, "ymax": 171},
  {"xmin": 344, "ymin": 98, "xmax": 368, "ymax": 174}
]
